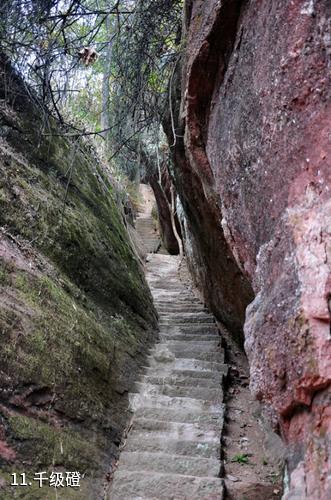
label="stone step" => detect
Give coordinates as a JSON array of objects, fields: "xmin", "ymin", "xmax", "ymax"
[
  {"xmin": 155, "ymin": 305, "xmax": 204, "ymax": 311},
  {"xmin": 158, "ymin": 318, "xmax": 215, "ymax": 324},
  {"xmin": 131, "ymin": 418, "xmax": 222, "ymax": 440},
  {"xmin": 145, "ymin": 247, "xmax": 160, "ymax": 253},
  {"xmin": 155, "ymin": 299, "xmax": 204, "ymax": 305},
  {"xmin": 153, "ymin": 292, "xmax": 198, "ymax": 299},
  {"xmin": 144, "ymin": 366, "xmax": 227, "ymax": 380},
  {"xmin": 155, "ymin": 298, "xmax": 199, "ymax": 304},
  {"xmin": 149, "ymin": 278, "xmax": 180, "ymax": 283},
  {"xmin": 147, "ymin": 353, "xmax": 225, "ymax": 368},
  {"xmin": 138, "ymin": 235, "xmax": 158, "ymax": 239},
  {"xmin": 159, "ymin": 322, "xmax": 216, "ymax": 329},
  {"xmin": 136, "ymin": 220, "xmax": 155, "ymax": 225},
  {"xmin": 151, "ymin": 284, "xmax": 188, "ymax": 289},
  {"xmin": 138, "ymin": 234, "xmax": 158, "ymax": 238},
  {"xmin": 159, "ymin": 310, "xmax": 212, "ymax": 317},
  {"xmin": 177, "ymin": 366, "xmax": 227, "ymax": 376},
  {"xmin": 129, "ymin": 393, "xmax": 224, "ymax": 414},
  {"xmin": 159, "ymin": 339, "xmax": 221, "ymax": 349},
  {"xmin": 159, "ymin": 314, "xmax": 215, "ymax": 325},
  {"xmin": 154, "ymin": 297, "xmax": 197, "ymax": 303},
  {"xmin": 109, "ymin": 470, "xmax": 224, "ymax": 500},
  {"xmin": 152, "ymin": 285, "xmax": 188, "ymax": 290},
  {"xmin": 150, "ymin": 342, "xmax": 223, "ymax": 360},
  {"xmin": 158, "ymin": 248, "xmax": 169, "ymax": 255},
  {"xmin": 133, "ymin": 382, "xmax": 223, "ymax": 401},
  {"xmin": 124, "ymin": 436, "xmax": 221, "ymax": 459},
  {"xmin": 142, "ymin": 374, "xmax": 224, "ymax": 388},
  {"xmin": 160, "ymin": 333, "xmax": 219, "ymax": 342},
  {"xmin": 117, "ymin": 451, "xmax": 221, "ymax": 477},
  {"xmin": 154, "ymin": 298, "xmax": 202, "ymax": 305},
  {"xmin": 159, "ymin": 324, "xmax": 219, "ymax": 335},
  {"xmin": 154, "ymin": 294, "xmax": 200, "ymax": 300},
  {"xmin": 150, "ymin": 349, "xmax": 223, "ymax": 364},
  {"xmin": 134, "ymin": 406, "xmax": 225, "ymax": 425},
  {"xmin": 148, "ymin": 343, "xmax": 222, "ymax": 357},
  {"xmin": 155, "ymin": 299, "xmax": 205, "ymax": 313}
]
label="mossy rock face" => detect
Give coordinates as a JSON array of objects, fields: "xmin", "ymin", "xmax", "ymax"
[{"xmin": 0, "ymin": 55, "xmax": 157, "ymax": 497}]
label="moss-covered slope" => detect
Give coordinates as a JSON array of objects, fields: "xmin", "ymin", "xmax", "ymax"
[{"xmin": 0, "ymin": 55, "xmax": 157, "ymax": 498}]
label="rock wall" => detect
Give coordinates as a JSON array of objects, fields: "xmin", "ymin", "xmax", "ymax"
[
  {"xmin": 148, "ymin": 171, "xmax": 180, "ymax": 255},
  {"xmin": 0, "ymin": 55, "xmax": 157, "ymax": 498},
  {"xmin": 171, "ymin": 0, "xmax": 331, "ymax": 497}
]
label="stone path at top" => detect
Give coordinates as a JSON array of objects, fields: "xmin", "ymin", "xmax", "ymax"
[
  {"xmin": 109, "ymin": 190, "xmax": 227, "ymax": 499},
  {"xmin": 134, "ymin": 184, "xmax": 161, "ymax": 254}
]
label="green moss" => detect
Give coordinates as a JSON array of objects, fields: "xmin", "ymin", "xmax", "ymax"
[
  {"xmin": 0, "ymin": 308, "xmax": 19, "ymax": 341},
  {"xmin": 0, "ymin": 414, "xmax": 102, "ymax": 498},
  {"xmin": 0, "ymin": 260, "xmax": 13, "ymax": 286},
  {"xmin": 0, "ymin": 186, "xmax": 7, "ymax": 202},
  {"xmin": 0, "ymin": 255, "xmax": 151, "ymax": 428},
  {"xmin": 9, "ymin": 270, "xmax": 111, "ymax": 393},
  {"xmin": 0, "ymin": 151, "xmax": 153, "ymax": 320},
  {"xmin": 8, "ymin": 415, "xmax": 100, "ymax": 470},
  {"xmin": 0, "ymin": 267, "xmax": 9, "ymax": 286},
  {"xmin": 0, "ymin": 73, "xmax": 156, "ymax": 498},
  {"xmin": 0, "ymin": 477, "xmax": 87, "ymax": 500}
]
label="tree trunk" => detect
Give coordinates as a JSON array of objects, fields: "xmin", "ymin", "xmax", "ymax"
[
  {"xmin": 149, "ymin": 175, "xmax": 179, "ymax": 255},
  {"xmin": 170, "ymin": 184, "xmax": 183, "ymax": 257},
  {"xmin": 101, "ymin": 15, "xmax": 112, "ymax": 151}
]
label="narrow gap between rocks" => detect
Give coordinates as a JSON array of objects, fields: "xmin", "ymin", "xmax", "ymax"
[{"xmin": 108, "ymin": 185, "xmax": 283, "ymax": 500}]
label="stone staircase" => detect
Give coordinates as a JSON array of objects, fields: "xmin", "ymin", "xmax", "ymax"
[
  {"xmin": 109, "ymin": 254, "xmax": 227, "ymax": 499},
  {"xmin": 135, "ymin": 215, "xmax": 161, "ymax": 254}
]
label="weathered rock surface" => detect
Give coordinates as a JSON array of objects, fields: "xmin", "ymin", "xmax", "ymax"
[
  {"xmin": 0, "ymin": 55, "xmax": 157, "ymax": 497},
  {"xmin": 169, "ymin": 1, "xmax": 331, "ymax": 498},
  {"xmin": 108, "ymin": 253, "xmax": 226, "ymax": 499},
  {"xmin": 148, "ymin": 171, "xmax": 180, "ymax": 255}
]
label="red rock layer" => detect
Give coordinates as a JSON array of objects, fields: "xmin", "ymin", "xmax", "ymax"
[{"xmin": 174, "ymin": 0, "xmax": 331, "ymax": 497}]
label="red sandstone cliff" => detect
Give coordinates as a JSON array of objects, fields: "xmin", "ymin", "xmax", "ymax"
[{"xmin": 171, "ymin": 0, "xmax": 331, "ymax": 497}]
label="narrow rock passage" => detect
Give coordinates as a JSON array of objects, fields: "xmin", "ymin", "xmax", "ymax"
[
  {"xmin": 109, "ymin": 207, "xmax": 227, "ymax": 499},
  {"xmin": 135, "ymin": 184, "xmax": 161, "ymax": 254}
]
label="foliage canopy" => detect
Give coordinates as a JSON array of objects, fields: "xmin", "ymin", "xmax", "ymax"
[{"xmin": 0, "ymin": 0, "xmax": 183, "ymax": 178}]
